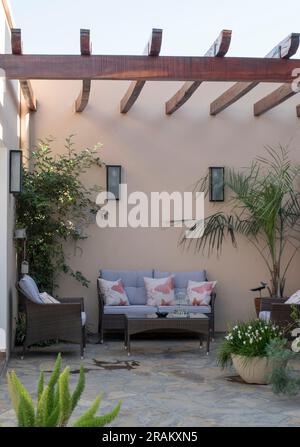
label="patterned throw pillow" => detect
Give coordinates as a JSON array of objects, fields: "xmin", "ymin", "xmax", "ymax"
[
  {"xmin": 98, "ymin": 278, "xmax": 129, "ymax": 306},
  {"xmin": 144, "ymin": 276, "xmax": 175, "ymax": 306},
  {"xmin": 187, "ymin": 280, "xmax": 217, "ymax": 306},
  {"xmin": 39, "ymin": 292, "xmax": 60, "ymax": 304}
]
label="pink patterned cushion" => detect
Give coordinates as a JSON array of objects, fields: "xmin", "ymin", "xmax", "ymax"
[
  {"xmin": 187, "ymin": 280, "xmax": 217, "ymax": 306},
  {"xmin": 144, "ymin": 276, "xmax": 175, "ymax": 306},
  {"xmin": 98, "ymin": 278, "xmax": 129, "ymax": 306}
]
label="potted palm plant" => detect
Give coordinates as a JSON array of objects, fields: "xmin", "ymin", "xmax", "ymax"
[{"xmin": 184, "ymin": 146, "xmax": 300, "ymax": 305}]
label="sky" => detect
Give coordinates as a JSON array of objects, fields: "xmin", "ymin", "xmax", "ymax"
[{"xmin": 9, "ymin": 0, "xmax": 300, "ymax": 57}]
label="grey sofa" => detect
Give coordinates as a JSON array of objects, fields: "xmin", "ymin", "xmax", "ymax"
[{"xmin": 97, "ymin": 269, "xmax": 216, "ymax": 342}]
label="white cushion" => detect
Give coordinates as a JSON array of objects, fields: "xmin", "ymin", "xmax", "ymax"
[
  {"xmin": 19, "ymin": 275, "xmax": 42, "ymax": 304},
  {"xmin": 259, "ymin": 311, "xmax": 271, "ymax": 322},
  {"xmin": 39, "ymin": 292, "xmax": 60, "ymax": 304},
  {"xmin": 81, "ymin": 311, "xmax": 86, "ymax": 326},
  {"xmin": 285, "ymin": 290, "xmax": 300, "ymax": 304}
]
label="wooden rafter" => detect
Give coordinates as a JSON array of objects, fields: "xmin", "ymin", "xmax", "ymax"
[
  {"xmin": 210, "ymin": 33, "xmax": 300, "ymax": 115},
  {"xmin": 11, "ymin": 28, "xmax": 37, "ymax": 111},
  {"xmin": 74, "ymin": 29, "xmax": 91, "ymax": 112},
  {"xmin": 120, "ymin": 28, "xmax": 162, "ymax": 113},
  {"xmin": 1, "ymin": 54, "xmax": 300, "ymax": 83},
  {"xmin": 254, "ymin": 84, "xmax": 296, "ymax": 116},
  {"xmin": 165, "ymin": 30, "xmax": 232, "ymax": 115}
]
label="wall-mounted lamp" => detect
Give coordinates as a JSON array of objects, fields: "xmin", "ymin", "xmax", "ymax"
[
  {"xmin": 106, "ymin": 165, "xmax": 122, "ymax": 200},
  {"xmin": 209, "ymin": 167, "xmax": 225, "ymax": 202},
  {"xmin": 9, "ymin": 150, "xmax": 23, "ymax": 194}
]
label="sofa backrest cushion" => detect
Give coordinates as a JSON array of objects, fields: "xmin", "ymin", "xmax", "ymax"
[
  {"xmin": 100, "ymin": 269, "xmax": 153, "ymax": 305},
  {"xmin": 153, "ymin": 270, "xmax": 207, "ymax": 298},
  {"xmin": 19, "ymin": 274, "xmax": 42, "ymax": 304}
]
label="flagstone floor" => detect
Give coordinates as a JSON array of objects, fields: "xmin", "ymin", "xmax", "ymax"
[{"xmin": 1, "ymin": 335, "xmax": 300, "ymax": 427}]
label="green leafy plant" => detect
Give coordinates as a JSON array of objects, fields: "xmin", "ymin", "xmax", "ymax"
[
  {"xmin": 6, "ymin": 353, "xmax": 121, "ymax": 427},
  {"xmin": 266, "ymin": 338, "xmax": 300, "ymax": 395},
  {"xmin": 16, "ymin": 136, "xmax": 104, "ymax": 292},
  {"xmin": 183, "ymin": 146, "xmax": 300, "ymax": 297},
  {"xmin": 218, "ymin": 319, "xmax": 285, "ymax": 368}
]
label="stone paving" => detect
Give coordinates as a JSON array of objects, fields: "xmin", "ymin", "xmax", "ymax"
[{"xmin": 1, "ymin": 335, "xmax": 300, "ymax": 427}]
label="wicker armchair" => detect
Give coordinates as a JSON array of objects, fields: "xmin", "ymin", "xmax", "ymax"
[
  {"xmin": 17, "ymin": 285, "xmax": 86, "ymax": 358},
  {"xmin": 260, "ymin": 297, "xmax": 300, "ymax": 332}
]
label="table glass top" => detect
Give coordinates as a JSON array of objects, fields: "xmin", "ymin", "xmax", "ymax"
[{"xmin": 126, "ymin": 312, "xmax": 209, "ymax": 320}]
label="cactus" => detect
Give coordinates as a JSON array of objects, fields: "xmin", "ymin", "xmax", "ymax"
[{"xmin": 6, "ymin": 353, "xmax": 121, "ymax": 427}]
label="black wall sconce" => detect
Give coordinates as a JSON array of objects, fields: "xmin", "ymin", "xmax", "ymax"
[
  {"xmin": 106, "ymin": 165, "xmax": 122, "ymax": 200},
  {"xmin": 9, "ymin": 150, "xmax": 23, "ymax": 194},
  {"xmin": 209, "ymin": 167, "xmax": 225, "ymax": 202}
]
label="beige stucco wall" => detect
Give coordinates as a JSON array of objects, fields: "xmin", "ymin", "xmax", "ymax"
[{"xmin": 29, "ymin": 78, "xmax": 300, "ymax": 332}]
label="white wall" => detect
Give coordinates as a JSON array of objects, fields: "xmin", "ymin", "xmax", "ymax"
[{"xmin": 0, "ymin": 0, "xmax": 20, "ymax": 357}]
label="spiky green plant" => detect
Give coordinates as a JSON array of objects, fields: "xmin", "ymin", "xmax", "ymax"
[{"xmin": 6, "ymin": 354, "xmax": 121, "ymax": 427}]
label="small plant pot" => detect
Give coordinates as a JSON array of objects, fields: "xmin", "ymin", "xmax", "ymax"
[{"xmin": 231, "ymin": 354, "xmax": 278, "ymax": 384}]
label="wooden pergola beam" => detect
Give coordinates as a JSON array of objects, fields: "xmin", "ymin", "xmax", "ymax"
[
  {"xmin": 120, "ymin": 28, "xmax": 162, "ymax": 113},
  {"xmin": 254, "ymin": 84, "xmax": 296, "ymax": 116},
  {"xmin": 165, "ymin": 30, "xmax": 232, "ymax": 115},
  {"xmin": 1, "ymin": 54, "xmax": 300, "ymax": 83},
  {"xmin": 74, "ymin": 29, "xmax": 92, "ymax": 112},
  {"xmin": 11, "ymin": 28, "xmax": 37, "ymax": 111},
  {"xmin": 210, "ymin": 33, "xmax": 300, "ymax": 115}
]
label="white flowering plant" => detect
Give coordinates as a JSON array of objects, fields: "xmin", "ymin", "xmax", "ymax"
[{"xmin": 218, "ymin": 319, "xmax": 285, "ymax": 368}]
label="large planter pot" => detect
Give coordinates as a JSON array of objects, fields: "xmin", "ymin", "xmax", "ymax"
[{"xmin": 231, "ymin": 354, "xmax": 278, "ymax": 384}]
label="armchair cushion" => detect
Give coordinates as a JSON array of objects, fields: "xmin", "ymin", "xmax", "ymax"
[
  {"xmin": 259, "ymin": 310, "xmax": 271, "ymax": 322},
  {"xmin": 39, "ymin": 292, "xmax": 60, "ymax": 304},
  {"xmin": 285, "ymin": 290, "xmax": 300, "ymax": 304},
  {"xmin": 19, "ymin": 275, "xmax": 42, "ymax": 304}
]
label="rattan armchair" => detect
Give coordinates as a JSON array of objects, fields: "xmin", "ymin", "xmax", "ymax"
[
  {"xmin": 17, "ymin": 285, "xmax": 86, "ymax": 358},
  {"xmin": 260, "ymin": 297, "xmax": 300, "ymax": 332}
]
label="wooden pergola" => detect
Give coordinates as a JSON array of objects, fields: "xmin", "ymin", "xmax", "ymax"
[{"xmin": 3, "ymin": 28, "xmax": 300, "ymax": 116}]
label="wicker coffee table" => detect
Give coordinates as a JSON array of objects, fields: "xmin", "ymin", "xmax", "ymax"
[{"xmin": 124, "ymin": 313, "xmax": 210, "ymax": 356}]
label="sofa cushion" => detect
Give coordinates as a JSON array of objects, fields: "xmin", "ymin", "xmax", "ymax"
[
  {"xmin": 187, "ymin": 280, "xmax": 217, "ymax": 306},
  {"xmin": 154, "ymin": 270, "xmax": 207, "ymax": 298},
  {"xmin": 81, "ymin": 311, "xmax": 86, "ymax": 326},
  {"xmin": 144, "ymin": 276, "xmax": 176, "ymax": 306},
  {"xmin": 98, "ymin": 278, "xmax": 129, "ymax": 306},
  {"xmin": 158, "ymin": 305, "xmax": 211, "ymax": 314},
  {"xmin": 100, "ymin": 269, "xmax": 153, "ymax": 305},
  {"xmin": 19, "ymin": 275, "xmax": 42, "ymax": 304},
  {"xmin": 104, "ymin": 305, "xmax": 157, "ymax": 315}
]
